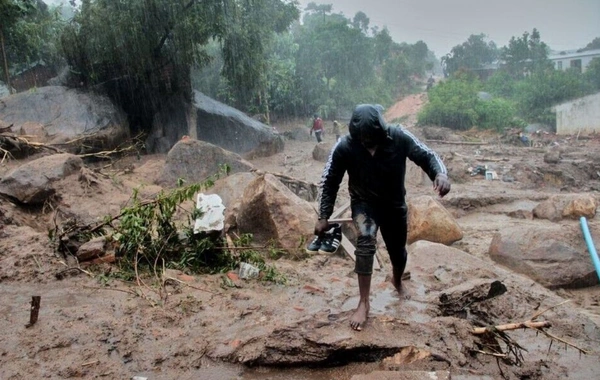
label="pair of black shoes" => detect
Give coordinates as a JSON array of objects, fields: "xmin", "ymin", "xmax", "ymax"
[{"xmin": 306, "ymin": 223, "xmax": 342, "ymax": 254}]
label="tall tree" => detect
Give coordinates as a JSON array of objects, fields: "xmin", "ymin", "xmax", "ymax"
[
  {"xmin": 500, "ymin": 28, "xmax": 552, "ymax": 78},
  {"xmin": 442, "ymin": 34, "xmax": 498, "ymax": 76},
  {"xmin": 61, "ymin": 0, "xmax": 298, "ymax": 130},
  {"xmin": 0, "ymin": 0, "xmax": 36, "ymax": 92}
]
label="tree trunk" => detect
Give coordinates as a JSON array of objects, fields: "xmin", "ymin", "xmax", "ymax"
[{"xmin": 0, "ymin": 26, "xmax": 12, "ymax": 94}]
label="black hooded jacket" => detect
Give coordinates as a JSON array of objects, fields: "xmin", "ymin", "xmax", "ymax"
[{"xmin": 318, "ymin": 104, "xmax": 447, "ymax": 220}]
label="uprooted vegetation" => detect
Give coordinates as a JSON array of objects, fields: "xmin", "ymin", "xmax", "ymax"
[{"xmin": 50, "ymin": 170, "xmax": 287, "ymax": 298}]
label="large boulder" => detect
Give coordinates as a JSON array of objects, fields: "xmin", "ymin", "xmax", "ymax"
[
  {"xmin": 157, "ymin": 138, "xmax": 254, "ymax": 187},
  {"xmin": 0, "ymin": 86, "xmax": 129, "ymax": 152},
  {"xmin": 533, "ymin": 194, "xmax": 597, "ymax": 222},
  {"xmin": 407, "ymin": 196, "xmax": 463, "ymax": 245},
  {"xmin": 312, "ymin": 142, "xmax": 334, "ymax": 162},
  {"xmin": 193, "ymin": 91, "xmax": 284, "ymax": 158},
  {"xmin": 236, "ymin": 173, "xmax": 315, "ymax": 251},
  {"xmin": 206, "ymin": 172, "xmax": 257, "ymax": 208},
  {"xmin": 488, "ymin": 224, "xmax": 599, "ymax": 288},
  {"xmin": 0, "ymin": 153, "xmax": 83, "ymax": 204}
]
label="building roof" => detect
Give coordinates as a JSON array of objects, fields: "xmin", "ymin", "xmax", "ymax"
[{"xmin": 549, "ymin": 49, "xmax": 600, "ymax": 61}]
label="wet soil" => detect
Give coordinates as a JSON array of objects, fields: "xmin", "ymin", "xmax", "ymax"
[{"xmin": 1, "ymin": 94, "xmax": 600, "ymax": 379}]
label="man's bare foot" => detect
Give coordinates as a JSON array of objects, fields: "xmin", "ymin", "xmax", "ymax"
[
  {"xmin": 350, "ymin": 301, "xmax": 369, "ymax": 331},
  {"xmin": 392, "ymin": 269, "xmax": 410, "ymax": 293}
]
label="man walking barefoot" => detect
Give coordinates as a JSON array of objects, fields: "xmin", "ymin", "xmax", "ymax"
[{"xmin": 314, "ymin": 104, "xmax": 450, "ymax": 331}]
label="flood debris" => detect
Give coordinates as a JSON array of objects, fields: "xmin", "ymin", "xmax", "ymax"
[{"xmin": 25, "ymin": 295, "xmax": 41, "ymax": 328}]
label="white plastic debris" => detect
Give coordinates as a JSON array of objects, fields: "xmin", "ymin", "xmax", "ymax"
[
  {"xmin": 193, "ymin": 193, "xmax": 226, "ymax": 234},
  {"xmin": 238, "ymin": 262, "xmax": 260, "ymax": 279}
]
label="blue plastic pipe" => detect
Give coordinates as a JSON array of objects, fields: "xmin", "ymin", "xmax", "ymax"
[{"xmin": 579, "ymin": 217, "xmax": 600, "ymax": 282}]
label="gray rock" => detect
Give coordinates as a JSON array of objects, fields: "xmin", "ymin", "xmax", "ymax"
[
  {"xmin": 0, "ymin": 86, "xmax": 129, "ymax": 152},
  {"xmin": 488, "ymin": 224, "xmax": 599, "ymax": 289},
  {"xmin": 193, "ymin": 91, "xmax": 283, "ymax": 158},
  {"xmin": 157, "ymin": 138, "xmax": 254, "ymax": 188},
  {"xmin": 0, "ymin": 153, "xmax": 83, "ymax": 204}
]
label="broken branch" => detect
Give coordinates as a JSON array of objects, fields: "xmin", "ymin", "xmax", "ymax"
[{"xmin": 472, "ymin": 320, "xmax": 551, "ymax": 334}]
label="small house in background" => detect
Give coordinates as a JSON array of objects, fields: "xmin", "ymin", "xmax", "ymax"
[
  {"xmin": 549, "ymin": 49, "xmax": 600, "ymax": 73},
  {"xmin": 10, "ymin": 62, "xmax": 57, "ymax": 93},
  {"xmin": 554, "ymin": 92, "xmax": 600, "ymax": 135}
]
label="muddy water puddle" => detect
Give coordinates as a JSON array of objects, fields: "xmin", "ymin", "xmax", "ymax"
[{"xmin": 341, "ymin": 282, "xmax": 432, "ymax": 324}]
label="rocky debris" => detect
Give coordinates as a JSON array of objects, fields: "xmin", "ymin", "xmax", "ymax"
[
  {"xmin": 157, "ymin": 138, "xmax": 254, "ymax": 187},
  {"xmin": 407, "ymin": 196, "xmax": 463, "ymax": 245},
  {"xmin": 272, "ymin": 173, "xmax": 319, "ymax": 202},
  {"xmin": 312, "ymin": 141, "xmax": 333, "ymax": 162},
  {"xmin": 193, "ymin": 91, "xmax": 284, "ymax": 158},
  {"xmin": 351, "ymin": 371, "xmax": 450, "ymax": 380},
  {"xmin": 533, "ymin": 194, "xmax": 598, "ymax": 221},
  {"xmin": 544, "ymin": 150, "xmax": 562, "ymax": 164},
  {"xmin": 439, "ymin": 279, "xmax": 507, "ymax": 319},
  {"xmin": 0, "ymin": 153, "xmax": 82, "ymax": 204},
  {"xmin": 76, "ymin": 236, "xmax": 108, "ymax": 261},
  {"xmin": 207, "ymin": 172, "xmax": 257, "ymax": 208},
  {"xmin": 0, "ymin": 86, "xmax": 129, "ymax": 152},
  {"xmin": 236, "ymin": 173, "xmax": 315, "ymax": 251},
  {"xmin": 488, "ymin": 224, "xmax": 599, "ymax": 289}
]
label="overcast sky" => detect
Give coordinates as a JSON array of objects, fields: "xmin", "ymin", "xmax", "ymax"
[{"xmin": 298, "ymin": 0, "xmax": 600, "ymax": 57}]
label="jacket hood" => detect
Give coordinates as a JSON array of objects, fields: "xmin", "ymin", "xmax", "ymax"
[{"xmin": 348, "ymin": 104, "xmax": 388, "ymax": 141}]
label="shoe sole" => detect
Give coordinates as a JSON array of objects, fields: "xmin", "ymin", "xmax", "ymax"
[
  {"xmin": 319, "ymin": 248, "xmax": 339, "ymax": 255},
  {"xmin": 306, "ymin": 248, "xmax": 320, "ymax": 254}
]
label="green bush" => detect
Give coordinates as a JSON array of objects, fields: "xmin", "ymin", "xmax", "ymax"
[
  {"xmin": 475, "ymin": 98, "xmax": 517, "ymax": 131},
  {"xmin": 514, "ymin": 69, "xmax": 588, "ymax": 124},
  {"xmin": 417, "ymin": 74, "xmax": 480, "ymax": 130}
]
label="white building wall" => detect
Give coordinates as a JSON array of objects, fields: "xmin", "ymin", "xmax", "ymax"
[
  {"xmin": 550, "ymin": 50, "xmax": 600, "ymax": 72},
  {"xmin": 554, "ymin": 92, "xmax": 600, "ymax": 135}
]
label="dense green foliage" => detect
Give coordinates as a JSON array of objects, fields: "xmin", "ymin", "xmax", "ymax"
[
  {"xmin": 193, "ymin": 5, "xmax": 436, "ymax": 119},
  {"xmin": 60, "ymin": 0, "xmax": 298, "ymax": 130},
  {"xmin": 418, "ymin": 73, "xmax": 481, "ymax": 130},
  {"xmin": 500, "ymin": 28, "xmax": 553, "ymax": 78},
  {"xmin": 420, "ymin": 31, "xmax": 600, "ymax": 130},
  {"xmin": 442, "ymin": 34, "xmax": 498, "ymax": 76},
  {"xmin": 1, "ymin": 0, "xmax": 63, "ymax": 90}
]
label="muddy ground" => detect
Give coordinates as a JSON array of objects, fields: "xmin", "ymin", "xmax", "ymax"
[{"xmin": 1, "ymin": 94, "xmax": 599, "ymax": 379}]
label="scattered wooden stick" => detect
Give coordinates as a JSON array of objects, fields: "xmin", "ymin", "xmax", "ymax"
[
  {"xmin": 163, "ymin": 276, "xmax": 218, "ymax": 295},
  {"xmin": 472, "ymin": 320, "xmax": 551, "ymax": 335},
  {"xmin": 530, "ymin": 299, "xmax": 570, "ymax": 321},
  {"xmin": 25, "ymin": 296, "xmax": 41, "ymax": 328},
  {"xmin": 536, "ymin": 328, "xmax": 589, "ymax": 355}
]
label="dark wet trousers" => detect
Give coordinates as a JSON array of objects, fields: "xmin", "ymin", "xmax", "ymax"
[
  {"xmin": 351, "ymin": 201, "xmax": 408, "ymax": 276},
  {"xmin": 315, "ymin": 130, "xmax": 323, "ymax": 143}
]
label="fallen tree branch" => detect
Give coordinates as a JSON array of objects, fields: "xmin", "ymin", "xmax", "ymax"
[
  {"xmin": 530, "ymin": 300, "xmax": 570, "ymax": 321},
  {"xmin": 472, "ymin": 320, "xmax": 551, "ymax": 335},
  {"xmin": 535, "ymin": 328, "xmax": 589, "ymax": 355}
]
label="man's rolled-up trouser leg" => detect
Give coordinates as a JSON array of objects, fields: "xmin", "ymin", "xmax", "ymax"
[
  {"xmin": 355, "ymin": 235, "xmax": 376, "ymax": 275},
  {"xmin": 353, "ymin": 210, "xmax": 379, "ymax": 275}
]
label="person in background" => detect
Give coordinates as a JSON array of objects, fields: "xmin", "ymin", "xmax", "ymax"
[
  {"xmin": 332, "ymin": 120, "xmax": 344, "ymax": 141},
  {"xmin": 310, "ymin": 114, "xmax": 324, "ymax": 143},
  {"xmin": 314, "ymin": 104, "xmax": 451, "ymax": 331}
]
